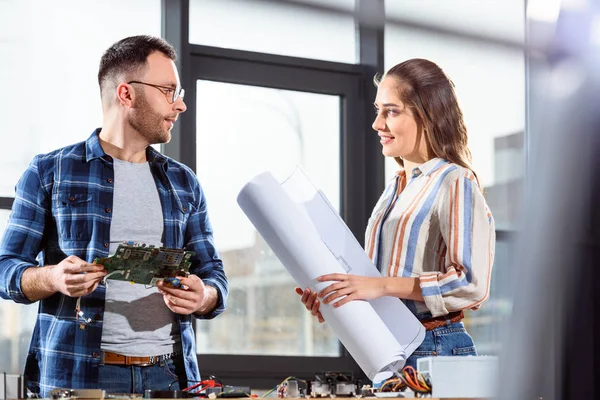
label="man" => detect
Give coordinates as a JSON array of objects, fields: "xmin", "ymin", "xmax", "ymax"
[{"xmin": 0, "ymin": 35, "xmax": 228, "ymax": 396}]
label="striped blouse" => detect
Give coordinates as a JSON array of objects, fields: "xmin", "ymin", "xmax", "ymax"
[{"xmin": 365, "ymin": 158, "xmax": 495, "ymax": 318}]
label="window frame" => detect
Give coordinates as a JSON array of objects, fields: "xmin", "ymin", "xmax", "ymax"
[{"xmin": 0, "ymin": 198, "xmax": 13, "ymax": 209}]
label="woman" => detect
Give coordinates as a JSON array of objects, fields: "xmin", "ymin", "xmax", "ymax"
[{"xmin": 296, "ymin": 58, "xmax": 495, "ymax": 370}]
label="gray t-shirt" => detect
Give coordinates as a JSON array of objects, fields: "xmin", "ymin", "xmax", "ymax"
[{"xmin": 100, "ymin": 158, "xmax": 181, "ymax": 356}]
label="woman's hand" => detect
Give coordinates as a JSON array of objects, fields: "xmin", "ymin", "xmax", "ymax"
[
  {"xmin": 295, "ymin": 287, "xmax": 324, "ymax": 323},
  {"xmin": 294, "ymin": 274, "xmax": 387, "ymax": 321},
  {"xmin": 317, "ymin": 274, "xmax": 385, "ymax": 308}
]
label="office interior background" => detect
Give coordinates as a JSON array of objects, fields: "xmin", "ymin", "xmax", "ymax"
[{"xmin": 2, "ymin": 0, "xmax": 576, "ymax": 393}]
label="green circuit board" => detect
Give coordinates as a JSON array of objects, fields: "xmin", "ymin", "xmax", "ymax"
[{"xmin": 94, "ymin": 242, "xmax": 194, "ymax": 286}]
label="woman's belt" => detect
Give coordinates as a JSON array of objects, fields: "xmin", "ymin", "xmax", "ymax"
[{"xmin": 420, "ymin": 310, "xmax": 464, "ymax": 331}]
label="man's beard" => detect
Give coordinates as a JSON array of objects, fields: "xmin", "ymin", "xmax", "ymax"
[{"xmin": 129, "ymin": 93, "xmax": 171, "ymax": 145}]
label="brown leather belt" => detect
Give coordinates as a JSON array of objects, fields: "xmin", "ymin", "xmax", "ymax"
[
  {"xmin": 101, "ymin": 350, "xmax": 181, "ymax": 366},
  {"xmin": 420, "ymin": 310, "xmax": 464, "ymax": 331}
]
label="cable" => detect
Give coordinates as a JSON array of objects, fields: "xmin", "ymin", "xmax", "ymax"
[
  {"xmin": 261, "ymin": 376, "xmax": 306, "ymax": 398},
  {"xmin": 75, "ymin": 297, "xmax": 92, "ymax": 327},
  {"xmin": 102, "ymin": 270, "xmax": 125, "ymax": 285},
  {"xmin": 379, "ymin": 378, "xmax": 403, "ymax": 391},
  {"xmin": 400, "ymin": 366, "xmax": 431, "ymax": 394},
  {"xmin": 176, "ymin": 378, "xmax": 223, "ymax": 394}
]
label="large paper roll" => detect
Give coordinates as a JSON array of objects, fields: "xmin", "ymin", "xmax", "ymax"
[{"xmin": 237, "ymin": 169, "xmax": 425, "ymax": 381}]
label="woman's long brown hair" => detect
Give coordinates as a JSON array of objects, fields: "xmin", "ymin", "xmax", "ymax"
[{"xmin": 375, "ymin": 58, "xmax": 481, "ymax": 188}]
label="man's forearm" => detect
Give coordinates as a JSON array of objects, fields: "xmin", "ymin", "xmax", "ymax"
[
  {"xmin": 196, "ymin": 284, "xmax": 218, "ymax": 315},
  {"xmin": 21, "ymin": 266, "xmax": 57, "ymax": 302}
]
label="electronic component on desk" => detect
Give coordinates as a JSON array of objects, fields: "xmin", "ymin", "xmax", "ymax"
[
  {"xmin": 417, "ymin": 355, "xmax": 499, "ymax": 398},
  {"xmin": 50, "ymin": 388, "xmax": 106, "ymax": 399},
  {"xmin": 182, "ymin": 377, "xmax": 250, "ymax": 398},
  {"xmin": 219, "ymin": 385, "xmax": 252, "ymax": 398},
  {"xmin": 309, "ymin": 372, "xmax": 357, "ymax": 397},
  {"xmin": 375, "ymin": 366, "xmax": 431, "ymax": 397},
  {"xmin": 176, "ymin": 376, "xmax": 243, "ymax": 397},
  {"xmin": 285, "ymin": 380, "xmax": 299, "ymax": 398},
  {"xmin": 333, "ymin": 382, "xmax": 355, "ymax": 397},
  {"xmin": 360, "ymin": 385, "xmax": 373, "ymax": 397},
  {"xmin": 94, "ymin": 242, "xmax": 194, "ymax": 286},
  {"xmin": 277, "ymin": 380, "xmax": 307, "ymax": 398},
  {"xmin": 204, "ymin": 386, "xmax": 222, "ymax": 397},
  {"xmin": 309, "ymin": 381, "xmax": 329, "ymax": 398},
  {"xmin": 144, "ymin": 389, "xmax": 189, "ymax": 398},
  {"xmin": 1, "ymin": 373, "xmax": 27, "ymax": 399}
]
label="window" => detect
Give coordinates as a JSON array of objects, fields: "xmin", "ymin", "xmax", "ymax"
[
  {"xmin": 0, "ymin": 208, "xmax": 38, "ymax": 375},
  {"xmin": 195, "ymin": 81, "xmax": 341, "ymax": 356},
  {"xmin": 464, "ymin": 239, "xmax": 514, "ymax": 354},
  {"xmin": 0, "ymin": 210, "xmax": 9, "ymax": 242},
  {"xmin": 189, "ymin": 0, "xmax": 357, "ymax": 63},
  {"xmin": 0, "ymin": 0, "xmax": 161, "ymax": 197}
]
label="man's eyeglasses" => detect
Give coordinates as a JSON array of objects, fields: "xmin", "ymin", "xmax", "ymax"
[{"xmin": 127, "ymin": 81, "xmax": 185, "ymax": 104}]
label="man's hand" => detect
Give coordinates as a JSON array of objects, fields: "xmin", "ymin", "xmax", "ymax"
[
  {"xmin": 157, "ymin": 274, "xmax": 217, "ymax": 315},
  {"xmin": 49, "ymin": 255, "xmax": 107, "ymax": 297},
  {"xmin": 21, "ymin": 255, "xmax": 107, "ymax": 302}
]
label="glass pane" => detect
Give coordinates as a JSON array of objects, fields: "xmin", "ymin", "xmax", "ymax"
[
  {"xmin": 195, "ymin": 81, "xmax": 341, "ymax": 356},
  {"xmin": 464, "ymin": 239, "xmax": 514, "ymax": 355},
  {"xmin": 0, "ymin": 210, "xmax": 9, "ymax": 241},
  {"xmin": 0, "ymin": 0, "xmax": 161, "ymax": 197},
  {"xmin": 383, "ymin": 0, "xmax": 526, "ymax": 230},
  {"xmin": 189, "ymin": 0, "xmax": 356, "ymax": 63},
  {"xmin": 0, "ymin": 209, "xmax": 38, "ymax": 374},
  {"xmin": 385, "ymin": 0, "xmax": 524, "ymax": 42}
]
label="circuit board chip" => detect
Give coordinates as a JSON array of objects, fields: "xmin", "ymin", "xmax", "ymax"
[{"xmin": 94, "ymin": 242, "xmax": 194, "ymax": 286}]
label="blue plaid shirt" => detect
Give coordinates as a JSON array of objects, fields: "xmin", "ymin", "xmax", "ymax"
[{"xmin": 0, "ymin": 130, "xmax": 228, "ymax": 397}]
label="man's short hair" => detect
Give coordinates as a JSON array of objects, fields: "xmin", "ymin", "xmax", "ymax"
[{"xmin": 98, "ymin": 35, "xmax": 177, "ymax": 97}]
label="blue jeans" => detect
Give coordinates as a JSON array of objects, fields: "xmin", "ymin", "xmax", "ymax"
[
  {"xmin": 98, "ymin": 356, "xmax": 188, "ymax": 394},
  {"xmin": 404, "ymin": 322, "xmax": 477, "ymax": 370}
]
